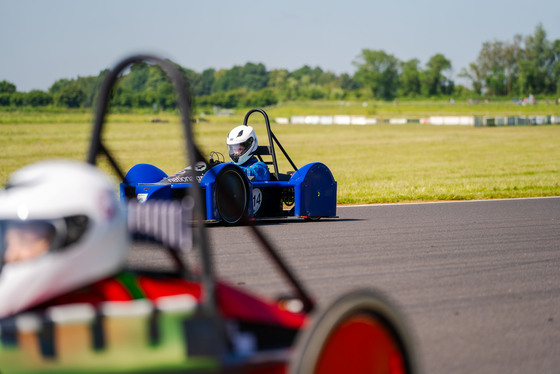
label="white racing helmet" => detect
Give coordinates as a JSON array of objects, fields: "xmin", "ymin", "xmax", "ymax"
[
  {"xmin": 0, "ymin": 160, "xmax": 130, "ymax": 317},
  {"xmin": 226, "ymin": 125, "xmax": 258, "ymax": 165}
]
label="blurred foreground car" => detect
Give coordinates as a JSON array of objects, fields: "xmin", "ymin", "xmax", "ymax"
[{"xmin": 0, "ymin": 55, "xmax": 417, "ymax": 373}]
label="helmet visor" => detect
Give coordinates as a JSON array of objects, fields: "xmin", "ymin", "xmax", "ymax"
[
  {"xmin": 228, "ymin": 138, "xmax": 253, "ymax": 163},
  {"xmin": 0, "ymin": 220, "xmax": 56, "ymax": 266}
]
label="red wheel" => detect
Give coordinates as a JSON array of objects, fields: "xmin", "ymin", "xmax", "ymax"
[{"xmin": 290, "ymin": 289, "xmax": 417, "ymax": 374}]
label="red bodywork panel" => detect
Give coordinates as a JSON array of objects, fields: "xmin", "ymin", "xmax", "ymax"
[{"xmin": 37, "ymin": 273, "xmax": 307, "ymax": 331}]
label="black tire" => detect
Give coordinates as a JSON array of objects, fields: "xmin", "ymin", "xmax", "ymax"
[
  {"xmin": 304, "ymin": 216, "xmax": 321, "ymax": 222},
  {"xmin": 290, "ymin": 289, "xmax": 417, "ymax": 374},
  {"xmin": 215, "ymin": 165, "xmax": 250, "ymax": 225}
]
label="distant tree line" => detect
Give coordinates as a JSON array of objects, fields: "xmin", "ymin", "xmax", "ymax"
[
  {"xmin": 1, "ymin": 24, "xmax": 558, "ymax": 110},
  {"xmin": 459, "ymin": 23, "xmax": 560, "ymax": 97}
]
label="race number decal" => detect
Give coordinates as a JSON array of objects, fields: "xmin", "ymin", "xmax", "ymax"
[{"xmin": 252, "ymin": 188, "xmax": 262, "ymax": 213}]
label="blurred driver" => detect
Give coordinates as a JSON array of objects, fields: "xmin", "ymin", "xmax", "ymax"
[
  {"xmin": 3, "ymin": 221, "xmax": 54, "ymax": 263},
  {"xmin": 0, "ymin": 160, "xmax": 129, "ymax": 318}
]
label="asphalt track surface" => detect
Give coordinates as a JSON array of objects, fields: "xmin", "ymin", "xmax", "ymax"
[{"xmin": 132, "ymin": 197, "xmax": 560, "ymax": 374}]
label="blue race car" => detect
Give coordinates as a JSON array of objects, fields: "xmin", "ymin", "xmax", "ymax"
[{"xmin": 120, "ymin": 108, "xmax": 337, "ymax": 225}]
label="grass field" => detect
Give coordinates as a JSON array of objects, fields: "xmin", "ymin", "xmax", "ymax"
[
  {"xmin": 1, "ymin": 103, "xmax": 559, "ymax": 204},
  {"xmin": 260, "ymin": 98, "xmax": 560, "ymax": 118}
]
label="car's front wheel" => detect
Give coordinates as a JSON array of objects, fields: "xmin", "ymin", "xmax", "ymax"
[
  {"xmin": 215, "ymin": 165, "xmax": 250, "ymax": 225},
  {"xmin": 290, "ymin": 289, "xmax": 417, "ymax": 374}
]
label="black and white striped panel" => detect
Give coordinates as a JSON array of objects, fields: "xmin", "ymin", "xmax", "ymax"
[{"xmin": 127, "ymin": 197, "xmax": 193, "ymax": 251}]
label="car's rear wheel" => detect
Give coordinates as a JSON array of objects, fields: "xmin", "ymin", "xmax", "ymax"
[
  {"xmin": 215, "ymin": 165, "xmax": 250, "ymax": 225},
  {"xmin": 290, "ymin": 289, "xmax": 417, "ymax": 374},
  {"xmin": 304, "ymin": 216, "xmax": 321, "ymax": 222}
]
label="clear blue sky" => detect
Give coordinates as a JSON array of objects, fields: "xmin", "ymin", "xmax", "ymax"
[{"xmin": 1, "ymin": 0, "xmax": 559, "ymax": 92}]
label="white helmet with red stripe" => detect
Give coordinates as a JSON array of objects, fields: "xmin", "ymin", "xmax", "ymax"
[{"xmin": 0, "ymin": 159, "xmax": 130, "ymax": 317}]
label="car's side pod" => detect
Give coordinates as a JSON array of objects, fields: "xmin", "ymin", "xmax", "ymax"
[
  {"xmin": 289, "ymin": 162, "xmax": 337, "ymax": 218},
  {"xmin": 120, "ymin": 163, "xmax": 168, "ymax": 201}
]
